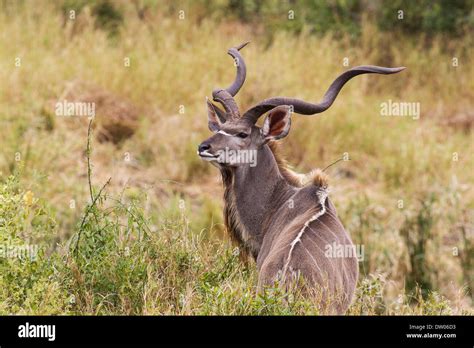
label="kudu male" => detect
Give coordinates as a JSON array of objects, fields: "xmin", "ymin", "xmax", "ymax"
[{"xmin": 198, "ymin": 42, "xmax": 405, "ymax": 314}]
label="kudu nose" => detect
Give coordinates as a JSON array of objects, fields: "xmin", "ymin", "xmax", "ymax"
[{"xmin": 198, "ymin": 143, "xmax": 211, "ymax": 153}]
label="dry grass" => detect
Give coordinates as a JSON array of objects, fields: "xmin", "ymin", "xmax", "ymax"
[{"xmin": 0, "ymin": 2, "xmax": 472, "ymax": 314}]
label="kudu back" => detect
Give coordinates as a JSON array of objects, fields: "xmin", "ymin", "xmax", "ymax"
[{"xmin": 198, "ymin": 42, "xmax": 405, "ymax": 314}]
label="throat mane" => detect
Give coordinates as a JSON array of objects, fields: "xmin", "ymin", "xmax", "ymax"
[{"xmin": 220, "ymin": 167, "xmax": 256, "ymax": 259}]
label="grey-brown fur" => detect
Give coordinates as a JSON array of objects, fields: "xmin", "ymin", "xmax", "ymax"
[{"xmin": 198, "ymin": 43, "xmax": 405, "ymax": 314}]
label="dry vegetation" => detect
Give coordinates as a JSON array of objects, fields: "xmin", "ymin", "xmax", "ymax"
[{"xmin": 0, "ymin": 2, "xmax": 472, "ymax": 315}]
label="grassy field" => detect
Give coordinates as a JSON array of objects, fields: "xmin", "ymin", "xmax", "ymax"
[{"xmin": 0, "ymin": 2, "xmax": 472, "ymax": 315}]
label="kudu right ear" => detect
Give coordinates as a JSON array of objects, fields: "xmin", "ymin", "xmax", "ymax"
[
  {"xmin": 260, "ymin": 105, "xmax": 292, "ymax": 142},
  {"xmin": 206, "ymin": 98, "xmax": 226, "ymax": 132}
]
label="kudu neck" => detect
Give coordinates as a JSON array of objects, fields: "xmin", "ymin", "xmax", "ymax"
[
  {"xmin": 223, "ymin": 144, "xmax": 292, "ymax": 258},
  {"xmin": 233, "ymin": 144, "xmax": 285, "ymax": 188}
]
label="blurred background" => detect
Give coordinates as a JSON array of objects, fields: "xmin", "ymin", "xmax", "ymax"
[{"xmin": 0, "ymin": 0, "xmax": 472, "ymax": 314}]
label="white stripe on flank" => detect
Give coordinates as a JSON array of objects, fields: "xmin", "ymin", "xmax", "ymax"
[{"xmin": 281, "ymin": 188, "xmax": 328, "ymax": 279}]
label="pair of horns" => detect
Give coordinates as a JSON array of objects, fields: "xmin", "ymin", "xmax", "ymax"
[{"xmin": 211, "ymin": 42, "xmax": 405, "ymax": 124}]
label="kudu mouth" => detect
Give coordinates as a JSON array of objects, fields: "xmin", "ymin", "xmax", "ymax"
[
  {"xmin": 197, "ymin": 150, "xmax": 219, "ymax": 160},
  {"xmin": 197, "ymin": 141, "xmax": 219, "ymax": 160}
]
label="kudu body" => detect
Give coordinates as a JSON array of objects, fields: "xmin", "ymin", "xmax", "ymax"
[{"xmin": 198, "ymin": 43, "xmax": 404, "ymax": 314}]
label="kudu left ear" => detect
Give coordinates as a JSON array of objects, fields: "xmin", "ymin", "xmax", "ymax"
[
  {"xmin": 260, "ymin": 105, "xmax": 292, "ymax": 141},
  {"xmin": 206, "ymin": 98, "xmax": 226, "ymax": 132}
]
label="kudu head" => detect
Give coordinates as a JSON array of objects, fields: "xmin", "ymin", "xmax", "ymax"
[{"xmin": 198, "ymin": 42, "xmax": 405, "ymax": 167}]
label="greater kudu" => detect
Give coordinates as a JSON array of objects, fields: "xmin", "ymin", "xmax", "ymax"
[{"xmin": 198, "ymin": 42, "xmax": 405, "ymax": 314}]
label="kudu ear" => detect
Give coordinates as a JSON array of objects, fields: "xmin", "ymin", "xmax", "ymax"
[
  {"xmin": 260, "ymin": 105, "xmax": 292, "ymax": 141},
  {"xmin": 206, "ymin": 98, "xmax": 226, "ymax": 132}
]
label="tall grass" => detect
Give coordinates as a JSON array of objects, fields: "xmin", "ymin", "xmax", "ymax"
[{"xmin": 0, "ymin": 1, "xmax": 472, "ymax": 314}]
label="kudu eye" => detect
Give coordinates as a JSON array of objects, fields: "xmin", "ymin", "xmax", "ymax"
[{"xmin": 236, "ymin": 132, "xmax": 248, "ymax": 139}]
